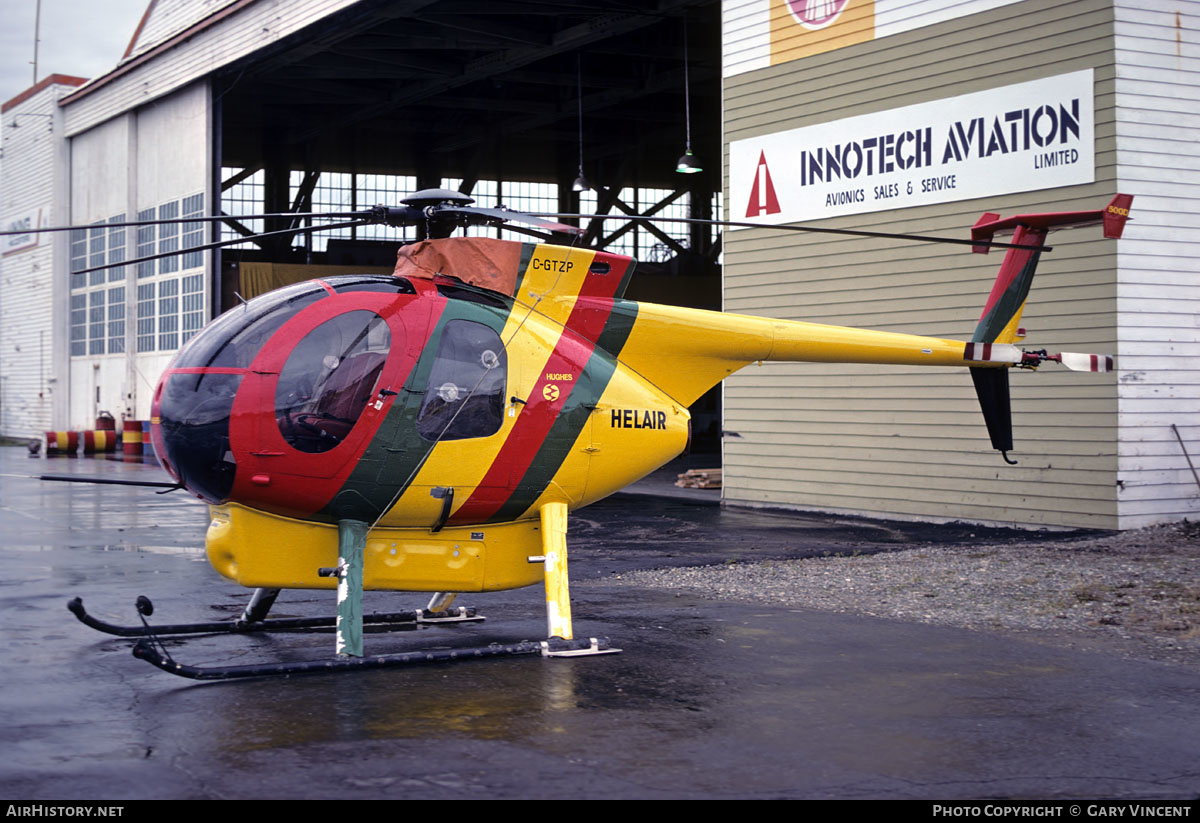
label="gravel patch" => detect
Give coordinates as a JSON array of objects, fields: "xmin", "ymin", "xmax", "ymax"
[{"xmin": 606, "ymin": 520, "xmax": 1200, "ymax": 670}]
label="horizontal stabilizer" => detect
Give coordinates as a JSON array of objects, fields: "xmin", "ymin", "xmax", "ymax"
[
  {"xmin": 971, "ymin": 193, "xmax": 1133, "ymax": 254},
  {"xmin": 1059, "ymin": 352, "xmax": 1115, "ymax": 373}
]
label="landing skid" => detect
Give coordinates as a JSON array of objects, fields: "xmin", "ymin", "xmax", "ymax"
[
  {"xmin": 131, "ymin": 636, "xmax": 617, "ymax": 680},
  {"xmin": 72, "ymin": 504, "xmax": 621, "ymax": 679},
  {"xmin": 67, "ymin": 596, "xmax": 482, "ymax": 638}
]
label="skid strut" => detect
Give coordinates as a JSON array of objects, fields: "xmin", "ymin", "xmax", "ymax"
[{"xmin": 534, "ymin": 502, "xmax": 621, "ymax": 658}]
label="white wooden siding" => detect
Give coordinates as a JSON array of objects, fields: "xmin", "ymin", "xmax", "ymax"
[
  {"xmin": 126, "ymin": 0, "xmax": 243, "ymax": 60},
  {"xmin": 1114, "ymin": 0, "xmax": 1200, "ymax": 527},
  {"xmin": 723, "ymin": 0, "xmax": 771, "ymax": 78},
  {"xmin": 0, "ymin": 86, "xmax": 68, "ymax": 438}
]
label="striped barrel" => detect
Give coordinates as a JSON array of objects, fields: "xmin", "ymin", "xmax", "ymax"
[
  {"xmin": 45, "ymin": 431, "xmax": 79, "ymax": 453},
  {"xmin": 81, "ymin": 430, "xmax": 118, "ymax": 453},
  {"xmin": 122, "ymin": 424, "xmax": 144, "ymax": 456}
]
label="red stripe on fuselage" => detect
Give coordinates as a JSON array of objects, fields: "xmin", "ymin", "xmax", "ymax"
[
  {"xmin": 167, "ymin": 367, "xmax": 247, "ymax": 375},
  {"xmin": 225, "ymin": 282, "xmax": 443, "ymax": 519},
  {"xmin": 449, "ymin": 254, "xmax": 632, "ymax": 523}
]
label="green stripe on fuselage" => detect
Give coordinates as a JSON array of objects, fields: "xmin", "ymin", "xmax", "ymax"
[
  {"xmin": 511, "ymin": 242, "xmax": 537, "ymax": 298},
  {"xmin": 595, "ymin": 298, "xmax": 639, "ymax": 357},
  {"xmin": 614, "ymin": 259, "xmax": 638, "ymax": 299},
  {"xmin": 486, "ymin": 349, "xmax": 616, "ymax": 524},
  {"xmin": 487, "ymin": 298, "xmax": 641, "ymax": 524}
]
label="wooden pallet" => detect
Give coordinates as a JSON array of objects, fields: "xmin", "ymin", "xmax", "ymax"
[{"xmin": 675, "ymin": 468, "xmax": 722, "ymax": 489}]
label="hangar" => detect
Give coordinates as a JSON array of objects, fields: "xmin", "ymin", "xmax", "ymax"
[{"xmin": 0, "ymin": 0, "xmax": 1196, "ymax": 530}]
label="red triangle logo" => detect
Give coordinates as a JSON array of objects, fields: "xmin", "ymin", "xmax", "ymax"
[{"xmin": 745, "ymin": 151, "xmax": 781, "ymax": 218}]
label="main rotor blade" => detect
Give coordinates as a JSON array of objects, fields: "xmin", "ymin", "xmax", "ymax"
[
  {"xmin": 435, "ymin": 205, "xmax": 585, "ymax": 235},
  {"xmin": 73, "ymin": 218, "xmax": 374, "ymax": 275},
  {"xmin": 0, "ymin": 211, "xmax": 367, "ymax": 236},
  {"xmin": 535, "ymin": 212, "xmax": 1050, "ymax": 252}
]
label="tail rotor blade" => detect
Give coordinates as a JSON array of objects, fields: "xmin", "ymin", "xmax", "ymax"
[{"xmin": 1059, "ymin": 352, "xmax": 1115, "ymax": 373}]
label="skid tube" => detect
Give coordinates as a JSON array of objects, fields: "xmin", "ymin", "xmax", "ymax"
[
  {"xmin": 67, "ymin": 596, "xmax": 482, "ymax": 638},
  {"xmin": 131, "ymin": 636, "xmax": 616, "ymax": 680}
]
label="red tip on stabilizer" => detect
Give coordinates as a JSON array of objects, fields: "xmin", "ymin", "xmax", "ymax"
[
  {"xmin": 970, "ymin": 194, "xmax": 1133, "ymax": 254},
  {"xmin": 1103, "ymin": 194, "xmax": 1133, "ymax": 239},
  {"xmin": 972, "ymin": 213, "xmax": 1001, "ymax": 254}
]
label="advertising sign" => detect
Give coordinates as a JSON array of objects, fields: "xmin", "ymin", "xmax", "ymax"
[
  {"xmin": 770, "ymin": 0, "xmax": 875, "ymax": 63},
  {"xmin": 724, "ymin": 0, "xmax": 1024, "ymax": 77},
  {"xmin": 729, "ymin": 70, "xmax": 1094, "ymax": 225},
  {"xmin": 2, "ymin": 208, "xmax": 45, "ymax": 256}
]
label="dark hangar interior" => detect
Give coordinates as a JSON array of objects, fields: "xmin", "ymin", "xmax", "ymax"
[{"xmin": 212, "ymin": 0, "xmax": 724, "ymax": 448}]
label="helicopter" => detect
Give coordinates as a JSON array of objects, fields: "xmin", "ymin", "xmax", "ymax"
[{"xmin": 7, "ymin": 188, "xmax": 1131, "ymax": 679}]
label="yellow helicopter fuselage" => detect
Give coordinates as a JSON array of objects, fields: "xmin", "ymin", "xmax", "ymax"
[{"xmin": 191, "ymin": 239, "xmax": 983, "ymax": 594}]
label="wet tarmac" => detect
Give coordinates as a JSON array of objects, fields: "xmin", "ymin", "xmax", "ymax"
[{"xmin": 2, "ymin": 447, "xmax": 1198, "ymax": 800}]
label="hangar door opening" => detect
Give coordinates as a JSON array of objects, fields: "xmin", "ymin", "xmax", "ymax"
[{"xmin": 210, "ymin": 0, "xmax": 725, "ymax": 456}]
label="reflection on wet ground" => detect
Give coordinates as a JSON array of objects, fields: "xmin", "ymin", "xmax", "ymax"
[{"xmin": 1, "ymin": 448, "xmax": 1196, "ymax": 800}]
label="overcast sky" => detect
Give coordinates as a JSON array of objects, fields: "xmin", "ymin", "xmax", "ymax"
[{"xmin": 1, "ymin": 0, "xmax": 147, "ymax": 106}]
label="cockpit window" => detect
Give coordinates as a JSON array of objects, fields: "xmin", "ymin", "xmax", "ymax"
[
  {"xmin": 334, "ymin": 276, "xmax": 415, "ymax": 295},
  {"xmin": 172, "ymin": 281, "xmax": 328, "ymax": 370},
  {"xmin": 158, "ymin": 371, "xmax": 243, "ymax": 503},
  {"xmin": 435, "ymin": 281, "xmax": 509, "ymax": 309},
  {"xmin": 171, "ymin": 276, "xmax": 414, "ymax": 370},
  {"xmin": 276, "ymin": 310, "xmax": 392, "ymax": 453},
  {"xmin": 416, "ymin": 320, "xmax": 507, "ymax": 441}
]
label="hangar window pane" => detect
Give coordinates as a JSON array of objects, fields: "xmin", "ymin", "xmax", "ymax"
[
  {"xmin": 290, "ymin": 171, "xmax": 353, "ymax": 253},
  {"xmin": 89, "ymin": 222, "xmax": 106, "ymax": 286},
  {"xmin": 88, "ymin": 290, "xmax": 106, "ymax": 355},
  {"xmin": 70, "ymin": 294, "xmax": 87, "ymax": 356},
  {"xmin": 356, "ymin": 174, "xmax": 416, "ymax": 243},
  {"xmin": 181, "ymin": 274, "xmax": 204, "ymax": 343},
  {"xmin": 579, "ymin": 187, "xmax": 690, "ymax": 260},
  {"xmin": 107, "ymin": 215, "xmax": 125, "ymax": 282},
  {"xmin": 220, "ymin": 168, "xmax": 264, "ymax": 250},
  {"xmin": 137, "ymin": 283, "xmax": 156, "ymax": 352},
  {"xmin": 159, "ymin": 278, "xmax": 179, "ymax": 350},
  {"xmin": 107, "ymin": 287, "xmax": 125, "ymax": 354},
  {"xmin": 70, "ymin": 229, "xmax": 87, "ymax": 289},
  {"xmin": 501, "ymin": 181, "xmax": 558, "ymax": 242},
  {"xmin": 442, "ymin": 178, "xmax": 499, "ymax": 239},
  {"xmin": 136, "ymin": 209, "xmax": 155, "ymax": 278},
  {"xmin": 182, "ymin": 194, "xmax": 204, "ymax": 269},
  {"xmin": 158, "ymin": 201, "xmax": 179, "ymax": 274}
]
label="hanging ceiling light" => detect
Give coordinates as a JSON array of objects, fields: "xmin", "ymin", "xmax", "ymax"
[
  {"xmin": 676, "ymin": 15, "xmax": 702, "ymax": 175},
  {"xmin": 573, "ymin": 54, "xmax": 590, "ymax": 192}
]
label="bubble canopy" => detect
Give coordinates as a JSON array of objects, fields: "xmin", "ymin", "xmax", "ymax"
[{"xmin": 155, "ymin": 276, "xmax": 413, "ymax": 503}]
